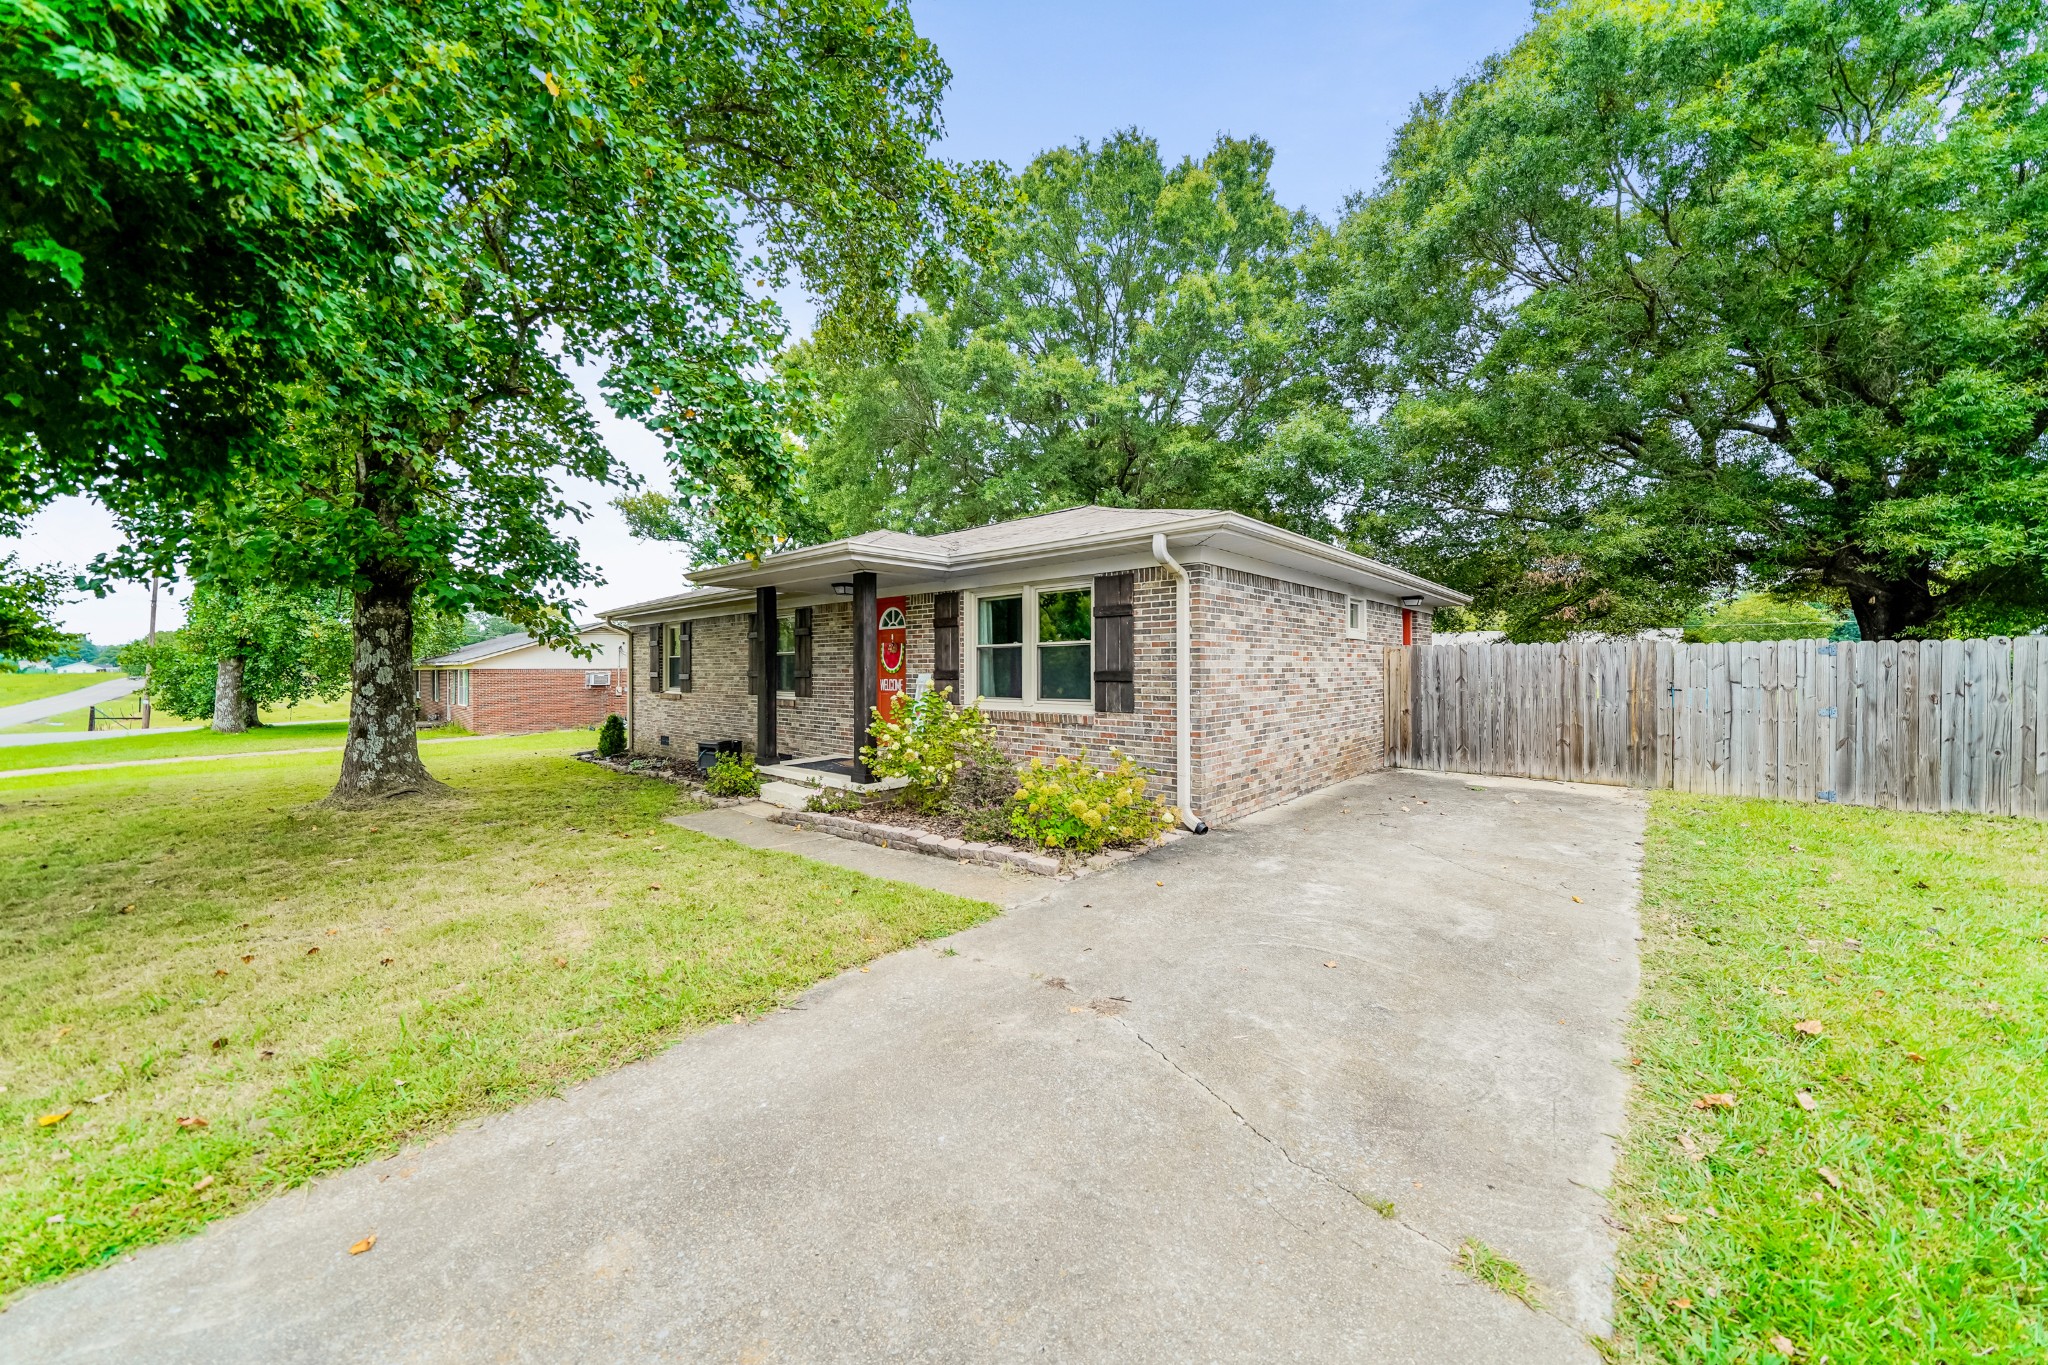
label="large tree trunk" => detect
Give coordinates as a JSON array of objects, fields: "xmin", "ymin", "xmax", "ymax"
[
  {"xmin": 1845, "ymin": 575, "xmax": 1941, "ymax": 642},
  {"xmin": 212, "ymin": 656, "xmax": 249, "ymax": 734},
  {"xmin": 329, "ymin": 570, "xmax": 444, "ymax": 803}
]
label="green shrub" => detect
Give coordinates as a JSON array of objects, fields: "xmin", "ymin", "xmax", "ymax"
[
  {"xmin": 595, "ymin": 713, "xmax": 627, "ymax": 758},
  {"xmin": 804, "ymin": 787, "xmax": 863, "ymax": 814},
  {"xmin": 704, "ymin": 751, "xmax": 761, "ymax": 798},
  {"xmin": 1007, "ymin": 750, "xmax": 1175, "ymax": 855},
  {"xmin": 960, "ymin": 807, "xmax": 1010, "ymax": 843},
  {"xmin": 860, "ymin": 687, "xmax": 999, "ymax": 811}
]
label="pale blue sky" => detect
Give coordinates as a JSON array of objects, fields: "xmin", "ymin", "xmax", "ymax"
[
  {"xmin": 913, "ymin": 0, "xmax": 1534, "ymax": 218},
  {"xmin": 18, "ymin": 1, "xmax": 1539, "ymax": 643}
]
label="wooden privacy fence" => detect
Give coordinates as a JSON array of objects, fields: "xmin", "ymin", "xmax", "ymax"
[{"xmin": 1385, "ymin": 637, "xmax": 2048, "ymax": 817}]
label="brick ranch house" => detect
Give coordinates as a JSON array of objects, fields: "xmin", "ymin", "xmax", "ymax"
[
  {"xmin": 597, "ymin": 507, "xmax": 1463, "ymax": 826},
  {"xmin": 416, "ymin": 623, "xmax": 628, "ymax": 734}
]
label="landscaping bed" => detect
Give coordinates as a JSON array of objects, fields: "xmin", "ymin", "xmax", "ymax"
[{"xmin": 775, "ymin": 798, "xmax": 1188, "ymax": 877}]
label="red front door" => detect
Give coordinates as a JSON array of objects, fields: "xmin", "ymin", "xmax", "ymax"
[{"xmin": 875, "ymin": 597, "xmax": 908, "ymax": 723}]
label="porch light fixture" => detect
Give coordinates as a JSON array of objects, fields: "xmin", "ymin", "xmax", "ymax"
[
  {"xmin": 1399, "ymin": 595, "xmax": 1425, "ymax": 609},
  {"xmin": 831, "ymin": 581, "xmax": 855, "ymax": 597}
]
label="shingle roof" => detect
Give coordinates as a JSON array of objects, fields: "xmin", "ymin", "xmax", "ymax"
[
  {"xmin": 926, "ymin": 505, "xmax": 1212, "ymax": 554},
  {"xmin": 419, "ymin": 621, "xmax": 614, "ymax": 668}
]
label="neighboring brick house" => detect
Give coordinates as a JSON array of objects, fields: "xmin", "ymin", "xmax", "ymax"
[
  {"xmin": 598, "ymin": 507, "xmax": 1459, "ymax": 825},
  {"xmin": 416, "ymin": 624, "xmax": 628, "ymax": 735}
]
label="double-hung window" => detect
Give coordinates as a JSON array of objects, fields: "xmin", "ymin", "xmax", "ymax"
[
  {"xmin": 453, "ymin": 669, "xmax": 471, "ymax": 706},
  {"xmin": 665, "ymin": 623, "xmax": 686, "ymax": 690},
  {"xmin": 974, "ymin": 585, "xmax": 1092, "ymax": 706},
  {"xmin": 776, "ymin": 616, "xmax": 798, "ymax": 694}
]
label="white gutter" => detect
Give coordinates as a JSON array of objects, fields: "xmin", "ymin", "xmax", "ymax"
[{"xmin": 1151, "ymin": 534, "xmax": 1207, "ymax": 834}]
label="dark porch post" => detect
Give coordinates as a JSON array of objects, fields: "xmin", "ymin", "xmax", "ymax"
[
  {"xmin": 755, "ymin": 584, "xmax": 777, "ymax": 762},
  {"xmin": 851, "ymin": 571, "xmax": 878, "ymax": 781}
]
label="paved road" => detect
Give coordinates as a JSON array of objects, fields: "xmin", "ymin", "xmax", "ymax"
[
  {"xmin": 0, "ymin": 675, "xmax": 140, "ymax": 729},
  {"xmin": 1, "ymin": 770, "xmax": 1645, "ymax": 1363}
]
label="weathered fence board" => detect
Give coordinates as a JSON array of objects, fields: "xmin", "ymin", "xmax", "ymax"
[{"xmin": 1387, "ymin": 637, "xmax": 2048, "ymax": 818}]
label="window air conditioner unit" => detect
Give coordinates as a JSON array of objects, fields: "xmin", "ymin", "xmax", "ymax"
[{"xmin": 584, "ymin": 670, "xmax": 609, "ymax": 687}]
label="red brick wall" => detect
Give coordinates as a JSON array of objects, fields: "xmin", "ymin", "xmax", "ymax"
[{"xmin": 416, "ymin": 668, "xmax": 623, "ymax": 735}]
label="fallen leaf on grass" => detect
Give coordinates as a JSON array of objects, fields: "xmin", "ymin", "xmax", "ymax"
[
  {"xmin": 1795, "ymin": 1090, "xmax": 1816, "ymax": 1112},
  {"xmin": 1794, "ymin": 1019, "xmax": 1823, "ymax": 1036},
  {"xmin": 36, "ymin": 1110, "xmax": 70, "ymax": 1127},
  {"xmin": 82, "ymin": 1093, "xmax": 111, "ymax": 1105},
  {"xmin": 305, "ymin": 947, "xmax": 319, "ymax": 956},
  {"xmin": 554, "ymin": 958, "xmax": 568, "ymax": 968},
  {"xmin": 1663, "ymin": 1212, "xmax": 1689, "ymax": 1225},
  {"xmin": 191, "ymin": 1174, "xmax": 214, "ymax": 1193},
  {"xmin": 213, "ymin": 968, "xmax": 228, "ymax": 978},
  {"xmin": 1905, "ymin": 1051, "xmax": 1926, "ymax": 1063},
  {"xmin": 1693, "ymin": 1093, "xmax": 1737, "ymax": 1111},
  {"xmin": 349, "ymin": 1235, "xmax": 376, "ymax": 1256},
  {"xmin": 240, "ymin": 955, "xmax": 253, "ymax": 964},
  {"xmin": 1769, "ymin": 1333, "xmax": 1798, "ymax": 1357},
  {"xmin": 176, "ymin": 1115, "xmax": 208, "ymax": 1130},
  {"xmin": 210, "ymin": 1037, "xmax": 228, "ymax": 1051},
  {"xmin": 380, "ymin": 957, "xmax": 394, "ymax": 966},
  {"xmin": 1817, "ymin": 1166, "xmax": 1842, "ymax": 1190},
  {"xmin": 1671, "ymin": 1296, "xmax": 1692, "ymax": 1310},
  {"xmin": 647, "ymin": 884, "xmax": 661, "ymax": 891},
  {"xmin": 54, "ymin": 1026, "xmax": 70, "ymax": 1038}
]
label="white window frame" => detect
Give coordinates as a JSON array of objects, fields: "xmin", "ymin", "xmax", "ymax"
[
  {"xmin": 965, "ymin": 581, "xmax": 1094, "ymax": 713},
  {"xmin": 453, "ymin": 669, "xmax": 471, "ymax": 706},
  {"xmin": 1345, "ymin": 596, "xmax": 1369, "ymax": 640}
]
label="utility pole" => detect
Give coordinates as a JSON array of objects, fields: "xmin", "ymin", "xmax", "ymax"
[{"xmin": 141, "ymin": 575, "xmax": 159, "ymax": 729}]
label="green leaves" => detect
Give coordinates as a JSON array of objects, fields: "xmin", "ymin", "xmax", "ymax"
[
  {"xmin": 781, "ymin": 129, "xmax": 1360, "ymax": 541},
  {"xmin": 1334, "ymin": 0, "xmax": 2048, "ymax": 640}
]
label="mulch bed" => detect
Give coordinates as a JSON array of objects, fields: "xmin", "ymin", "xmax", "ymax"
[
  {"xmin": 824, "ymin": 794, "xmax": 1039, "ymax": 850},
  {"xmin": 580, "ymin": 753, "xmax": 704, "ymax": 785}
]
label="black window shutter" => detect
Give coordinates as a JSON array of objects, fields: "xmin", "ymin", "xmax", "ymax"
[
  {"xmin": 794, "ymin": 606, "xmax": 813, "ymax": 697},
  {"xmin": 932, "ymin": 591, "xmax": 960, "ymax": 698},
  {"xmin": 678, "ymin": 620, "xmax": 693, "ymax": 692},
  {"xmin": 648, "ymin": 625, "xmax": 664, "ymax": 692},
  {"xmin": 746, "ymin": 612, "xmax": 761, "ymax": 695},
  {"xmin": 1093, "ymin": 572, "xmax": 1134, "ymax": 713}
]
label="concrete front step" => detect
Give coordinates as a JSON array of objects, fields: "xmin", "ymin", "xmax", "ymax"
[{"xmin": 757, "ymin": 779, "xmax": 817, "ymax": 811}]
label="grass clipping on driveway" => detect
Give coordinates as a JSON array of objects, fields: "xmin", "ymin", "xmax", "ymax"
[
  {"xmin": 1613, "ymin": 792, "xmax": 2047, "ymax": 1363},
  {"xmin": 0, "ymin": 736, "xmax": 996, "ymax": 1296}
]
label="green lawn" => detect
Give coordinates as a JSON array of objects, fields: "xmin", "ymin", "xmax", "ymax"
[
  {"xmin": 0, "ymin": 721, "xmax": 478, "ymax": 772},
  {"xmin": 1, "ymin": 693, "xmax": 353, "ymax": 736},
  {"xmin": 0, "ymin": 674, "xmax": 109, "ymax": 709},
  {"xmin": 0, "ymin": 733, "xmax": 996, "ymax": 1295},
  {"xmin": 1612, "ymin": 793, "xmax": 2048, "ymax": 1363}
]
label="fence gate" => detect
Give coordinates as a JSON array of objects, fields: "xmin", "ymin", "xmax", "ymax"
[{"xmin": 1386, "ymin": 637, "xmax": 2048, "ymax": 817}]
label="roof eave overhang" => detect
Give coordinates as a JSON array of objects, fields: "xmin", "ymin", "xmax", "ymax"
[{"xmin": 597, "ymin": 514, "xmax": 1468, "ymax": 621}]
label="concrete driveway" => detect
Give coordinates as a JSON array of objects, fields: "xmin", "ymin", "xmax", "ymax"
[{"xmin": 2, "ymin": 769, "xmax": 1644, "ymax": 1363}]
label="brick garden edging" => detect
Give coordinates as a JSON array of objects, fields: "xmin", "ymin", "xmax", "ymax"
[{"xmin": 767, "ymin": 808, "xmax": 1189, "ymax": 878}]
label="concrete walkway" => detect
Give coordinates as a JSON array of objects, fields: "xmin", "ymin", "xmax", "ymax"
[
  {"xmin": 667, "ymin": 802, "xmax": 1057, "ymax": 907},
  {"xmin": 0, "ymin": 674, "xmax": 139, "ymax": 729},
  {"xmin": 0, "ymin": 770, "xmax": 1644, "ymax": 1363}
]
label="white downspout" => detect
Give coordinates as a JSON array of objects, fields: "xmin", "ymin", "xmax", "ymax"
[{"xmin": 1151, "ymin": 534, "xmax": 1208, "ymax": 834}]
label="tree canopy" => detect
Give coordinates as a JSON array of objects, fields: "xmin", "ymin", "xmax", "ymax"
[
  {"xmin": 133, "ymin": 584, "xmax": 350, "ymax": 729},
  {"xmin": 8, "ymin": 0, "xmax": 978, "ymax": 798},
  {"xmin": 673, "ymin": 130, "xmax": 1364, "ymax": 541},
  {"xmin": 1331, "ymin": 0, "xmax": 2048, "ymax": 641}
]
